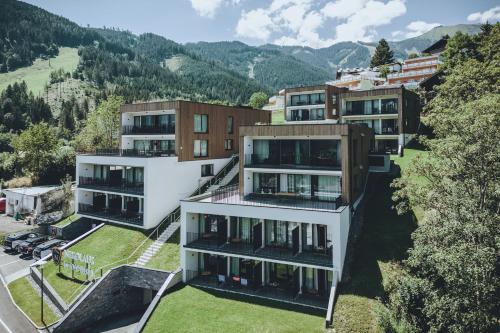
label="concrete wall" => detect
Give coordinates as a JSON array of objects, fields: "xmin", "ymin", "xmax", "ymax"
[
  {"xmin": 49, "ymin": 218, "xmax": 94, "ymax": 240},
  {"xmin": 53, "ymin": 266, "xmax": 171, "ymax": 333}
]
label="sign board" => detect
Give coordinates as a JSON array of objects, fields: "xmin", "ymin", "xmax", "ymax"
[
  {"xmin": 52, "ymin": 247, "xmax": 63, "ymax": 265},
  {"xmin": 58, "ymin": 249, "xmax": 96, "ymax": 279}
]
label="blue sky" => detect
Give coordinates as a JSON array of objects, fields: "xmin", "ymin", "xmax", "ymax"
[{"xmin": 24, "ymin": 0, "xmax": 500, "ymax": 48}]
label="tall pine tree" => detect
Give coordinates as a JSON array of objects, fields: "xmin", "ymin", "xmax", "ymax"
[{"xmin": 370, "ymin": 39, "xmax": 394, "ymax": 67}]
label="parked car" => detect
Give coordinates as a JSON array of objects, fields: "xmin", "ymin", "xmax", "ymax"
[
  {"xmin": 18, "ymin": 235, "xmax": 49, "ymax": 256},
  {"xmin": 0, "ymin": 198, "xmax": 5, "ymax": 213},
  {"xmin": 3, "ymin": 232, "xmax": 39, "ymax": 252},
  {"xmin": 33, "ymin": 239, "xmax": 67, "ymax": 260}
]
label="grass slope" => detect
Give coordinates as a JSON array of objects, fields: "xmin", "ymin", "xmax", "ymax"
[
  {"xmin": 8, "ymin": 277, "xmax": 59, "ymax": 327},
  {"xmin": 143, "ymin": 286, "xmax": 324, "ymax": 333},
  {"xmin": 145, "ymin": 229, "xmax": 180, "ymax": 272},
  {"xmin": 272, "ymin": 109, "xmax": 285, "ymax": 124},
  {"xmin": 0, "ymin": 47, "xmax": 79, "ymax": 95},
  {"xmin": 53, "ymin": 214, "xmax": 79, "ymax": 227},
  {"xmin": 332, "ymin": 148, "xmax": 427, "ymax": 332},
  {"xmin": 44, "ymin": 224, "xmax": 152, "ymax": 303}
]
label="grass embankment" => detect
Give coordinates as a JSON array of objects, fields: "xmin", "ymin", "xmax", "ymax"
[
  {"xmin": 0, "ymin": 47, "xmax": 79, "ymax": 95},
  {"xmin": 145, "ymin": 230, "xmax": 180, "ymax": 272},
  {"xmin": 143, "ymin": 286, "xmax": 324, "ymax": 333},
  {"xmin": 44, "ymin": 224, "xmax": 152, "ymax": 303},
  {"xmin": 332, "ymin": 148, "xmax": 428, "ymax": 332},
  {"xmin": 53, "ymin": 214, "xmax": 80, "ymax": 227},
  {"xmin": 8, "ymin": 277, "xmax": 59, "ymax": 327}
]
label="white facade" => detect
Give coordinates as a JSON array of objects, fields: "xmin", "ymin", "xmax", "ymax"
[
  {"xmin": 2, "ymin": 186, "xmax": 60, "ymax": 216},
  {"xmin": 76, "ymin": 154, "xmax": 231, "ymax": 229}
]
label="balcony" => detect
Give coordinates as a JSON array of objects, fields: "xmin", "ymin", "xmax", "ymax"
[
  {"xmin": 387, "ymin": 68, "xmax": 436, "ymax": 79},
  {"xmin": 79, "ymin": 177, "xmax": 144, "ymax": 195},
  {"xmin": 78, "ymin": 203, "xmax": 143, "ymax": 226},
  {"xmin": 122, "ymin": 124, "xmax": 175, "ymax": 135},
  {"xmin": 245, "ymin": 153, "xmax": 340, "ymax": 171},
  {"xmin": 89, "ymin": 149, "xmax": 176, "ymax": 157}
]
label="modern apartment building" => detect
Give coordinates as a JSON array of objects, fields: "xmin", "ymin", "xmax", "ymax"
[
  {"xmin": 76, "ymin": 101, "xmax": 270, "ymax": 229},
  {"xmin": 181, "ymin": 123, "xmax": 373, "ymax": 310},
  {"xmin": 283, "ymin": 85, "xmax": 421, "ymax": 153}
]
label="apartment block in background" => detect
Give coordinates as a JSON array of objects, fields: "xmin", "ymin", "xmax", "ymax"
[
  {"xmin": 283, "ymin": 85, "xmax": 421, "ymax": 154},
  {"xmin": 181, "ymin": 123, "xmax": 373, "ymax": 310},
  {"xmin": 76, "ymin": 101, "xmax": 270, "ymax": 229}
]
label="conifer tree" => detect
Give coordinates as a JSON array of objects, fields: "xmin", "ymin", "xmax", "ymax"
[{"xmin": 370, "ymin": 39, "xmax": 394, "ymax": 67}]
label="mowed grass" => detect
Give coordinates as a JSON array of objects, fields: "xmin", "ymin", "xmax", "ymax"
[
  {"xmin": 332, "ymin": 148, "xmax": 428, "ymax": 332},
  {"xmin": 145, "ymin": 229, "xmax": 180, "ymax": 272},
  {"xmin": 272, "ymin": 109, "xmax": 285, "ymax": 124},
  {"xmin": 143, "ymin": 286, "xmax": 325, "ymax": 333},
  {"xmin": 8, "ymin": 277, "xmax": 59, "ymax": 327},
  {"xmin": 53, "ymin": 214, "xmax": 80, "ymax": 227},
  {"xmin": 0, "ymin": 47, "xmax": 79, "ymax": 95},
  {"xmin": 43, "ymin": 224, "xmax": 152, "ymax": 303}
]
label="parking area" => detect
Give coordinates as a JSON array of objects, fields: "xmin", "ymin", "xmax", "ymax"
[{"xmin": 0, "ymin": 215, "xmax": 39, "ymax": 281}]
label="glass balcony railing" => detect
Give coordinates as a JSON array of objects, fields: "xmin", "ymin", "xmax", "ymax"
[
  {"xmin": 78, "ymin": 177, "xmax": 144, "ymax": 195},
  {"xmin": 78, "ymin": 203, "xmax": 143, "ymax": 225},
  {"xmin": 88, "ymin": 149, "xmax": 176, "ymax": 157},
  {"xmin": 122, "ymin": 124, "xmax": 175, "ymax": 135}
]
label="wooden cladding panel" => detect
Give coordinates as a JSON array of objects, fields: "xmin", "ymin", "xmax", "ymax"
[
  {"xmin": 176, "ymin": 102, "xmax": 270, "ymax": 162},
  {"xmin": 239, "ymin": 123, "xmax": 349, "ymax": 138}
]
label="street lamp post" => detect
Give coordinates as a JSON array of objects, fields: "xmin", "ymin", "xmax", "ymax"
[{"xmin": 38, "ymin": 261, "xmax": 47, "ymax": 325}]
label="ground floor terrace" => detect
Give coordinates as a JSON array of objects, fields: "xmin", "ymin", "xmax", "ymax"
[
  {"xmin": 77, "ymin": 189, "xmax": 144, "ymax": 226},
  {"xmin": 184, "ymin": 250, "xmax": 334, "ymax": 310}
]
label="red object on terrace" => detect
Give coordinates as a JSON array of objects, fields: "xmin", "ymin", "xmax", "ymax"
[{"xmin": 0, "ymin": 198, "xmax": 5, "ymax": 213}]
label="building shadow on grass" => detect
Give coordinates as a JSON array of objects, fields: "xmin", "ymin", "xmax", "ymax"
[
  {"xmin": 338, "ymin": 171, "xmax": 418, "ymax": 300},
  {"xmin": 170, "ymin": 284, "xmax": 324, "ymax": 317}
]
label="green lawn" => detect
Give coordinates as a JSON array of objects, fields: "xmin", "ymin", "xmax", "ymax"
[
  {"xmin": 145, "ymin": 230, "xmax": 180, "ymax": 272},
  {"xmin": 0, "ymin": 47, "xmax": 79, "ymax": 95},
  {"xmin": 43, "ymin": 224, "xmax": 152, "ymax": 303},
  {"xmin": 331, "ymin": 148, "xmax": 429, "ymax": 332},
  {"xmin": 143, "ymin": 286, "xmax": 324, "ymax": 333},
  {"xmin": 8, "ymin": 277, "xmax": 59, "ymax": 327},
  {"xmin": 272, "ymin": 109, "xmax": 285, "ymax": 124},
  {"xmin": 53, "ymin": 214, "xmax": 80, "ymax": 227}
]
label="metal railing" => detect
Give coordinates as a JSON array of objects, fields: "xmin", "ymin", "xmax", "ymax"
[
  {"xmin": 211, "ymin": 184, "xmax": 342, "ymax": 212},
  {"xmin": 192, "ymin": 154, "xmax": 239, "ymax": 196},
  {"xmin": 78, "ymin": 203, "xmax": 144, "ymax": 225},
  {"xmin": 122, "ymin": 124, "xmax": 175, "ymax": 135},
  {"xmin": 78, "ymin": 177, "xmax": 144, "ymax": 195},
  {"xmin": 93, "ymin": 148, "xmax": 176, "ymax": 157},
  {"xmin": 387, "ymin": 68, "xmax": 435, "ymax": 79}
]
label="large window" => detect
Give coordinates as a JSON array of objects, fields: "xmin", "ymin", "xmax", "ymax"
[
  {"xmin": 194, "ymin": 140, "xmax": 208, "ymax": 157},
  {"xmin": 132, "ymin": 114, "xmax": 175, "ymax": 133},
  {"xmin": 227, "ymin": 116, "xmax": 234, "ymax": 134},
  {"xmin": 381, "ymin": 98, "xmax": 398, "ymax": 114},
  {"xmin": 290, "ymin": 93, "xmax": 325, "ymax": 106},
  {"xmin": 345, "ymin": 99, "xmax": 381, "ymax": 116},
  {"xmin": 201, "ymin": 164, "xmax": 214, "ymax": 177},
  {"xmin": 253, "ymin": 173, "xmax": 278, "ymax": 194},
  {"xmin": 194, "ymin": 114, "xmax": 208, "ymax": 133}
]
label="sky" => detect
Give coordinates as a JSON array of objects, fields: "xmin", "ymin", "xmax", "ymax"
[{"xmin": 23, "ymin": 0, "xmax": 500, "ymax": 48}]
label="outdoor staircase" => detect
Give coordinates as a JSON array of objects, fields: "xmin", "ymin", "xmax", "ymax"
[
  {"xmin": 134, "ymin": 155, "xmax": 239, "ymax": 267},
  {"xmin": 135, "ymin": 221, "xmax": 180, "ymax": 267},
  {"xmin": 207, "ymin": 162, "xmax": 239, "ymax": 192}
]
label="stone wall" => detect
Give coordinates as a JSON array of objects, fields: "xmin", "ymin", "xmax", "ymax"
[{"xmin": 53, "ymin": 265, "xmax": 171, "ymax": 333}]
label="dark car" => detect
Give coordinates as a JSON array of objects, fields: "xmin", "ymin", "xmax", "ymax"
[
  {"xmin": 33, "ymin": 239, "xmax": 66, "ymax": 260},
  {"xmin": 3, "ymin": 232, "xmax": 39, "ymax": 252},
  {"xmin": 18, "ymin": 235, "xmax": 48, "ymax": 256}
]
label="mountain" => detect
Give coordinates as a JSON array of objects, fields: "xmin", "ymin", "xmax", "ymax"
[{"xmin": 184, "ymin": 41, "xmax": 333, "ymax": 92}]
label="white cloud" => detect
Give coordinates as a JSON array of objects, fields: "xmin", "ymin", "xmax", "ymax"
[
  {"xmin": 189, "ymin": 0, "xmax": 241, "ymax": 18},
  {"xmin": 333, "ymin": 0, "xmax": 407, "ymax": 42},
  {"xmin": 391, "ymin": 20, "xmax": 441, "ymax": 39},
  {"xmin": 467, "ymin": 6, "xmax": 500, "ymax": 23},
  {"xmin": 235, "ymin": 0, "xmax": 407, "ymax": 48},
  {"xmin": 236, "ymin": 8, "xmax": 275, "ymax": 40}
]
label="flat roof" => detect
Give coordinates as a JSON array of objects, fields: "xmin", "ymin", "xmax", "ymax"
[{"xmin": 2, "ymin": 186, "xmax": 59, "ymax": 196}]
